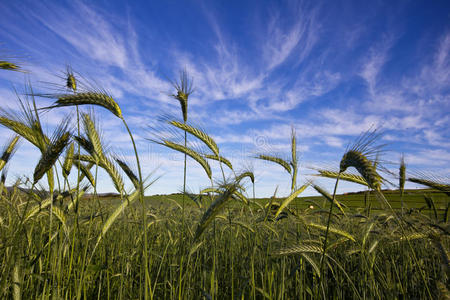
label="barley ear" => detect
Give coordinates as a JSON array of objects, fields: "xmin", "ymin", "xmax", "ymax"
[
  {"xmin": 101, "ymin": 155, "xmax": 125, "ymax": 194},
  {"xmin": 82, "ymin": 113, "xmax": 104, "ymax": 158},
  {"xmin": 44, "ymin": 92, "xmax": 122, "ymax": 118},
  {"xmin": 204, "ymin": 154, "xmax": 233, "ymax": 170},
  {"xmin": 313, "ymin": 184, "xmax": 346, "ymax": 216},
  {"xmin": 232, "ymin": 190, "xmax": 248, "ymax": 204},
  {"xmin": 66, "ymin": 67, "xmax": 77, "ymax": 92},
  {"xmin": 0, "ymin": 117, "xmax": 38, "ymax": 148},
  {"xmin": 339, "ymin": 128, "xmax": 385, "ymax": 190},
  {"xmin": 0, "ymin": 94, "xmax": 49, "ymax": 151},
  {"xmin": 313, "ymin": 169, "xmax": 369, "ymax": 187},
  {"xmin": 194, "ymin": 184, "xmax": 236, "ymax": 240},
  {"xmin": 274, "ymin": 183, "xmax": 309, "ymax": 218},
  {"xmin": 0, "ymin": 60, "xmax": 20, "ymax": 71},
  {"xmin": 169, "ymin": 69, "xmax": 193, "ymax": 123},
  {"xmin": 399, "ymin": 155, "xmax": 406, "ymax": 197},
  {"xmin": 256, "ymin": 154, "xmax": 292, "ymax": 174},
  {"xmin": 34, "ymin": 131, "xmax": 71, "ymax": 183},
  {"xmin": 74, "ymin": 154, "xmax": 96, "ymax": 164},
  {"xmin": 169, "ymin": 120, "xmax": 219, "ymax": 156},
  {"xmin": 0, "ymin": 135, "xmax": 20, "ymax": 172},
  {"xmin": 340, "ymin": 151, "xmax": 382, "ymax": 190},
  {"xmin": 74, "ymin": 161, "xmax": 96, "ymax": 186},
  {"xmin": 93, "ymin": 188, "xmax": 140, "ymax": 257},
  {"xmin": 67, "ymin": 186, "xmax": 89, "ymax": 212},
  {"xmin": 73, "ymin": 136, "xmax": 95, "ymax": 156},
  {"xmin": 408, "ymin": 177, "xmax": 450, "ymax": 195},
  {"xmin": 159, "ymin": 140, "xmax": 212, "ymax": 179},
  {"xmin": 273, "ymin": 244, "xmax": 323, "ymax": 255},
  {"xmin": 115, "ymin": 158, "xmax": 139, "ymax": 189},
  {"xmin": 291, "ymin": 127, "xmax": 298, "ymax": 191},
  {"xmin": 62, "ymin": 142, "xmax": 74, "ymax": 178},
  {"xmin": 235, "ymin": 171, "xmax": 255, "ymax": 184},
  {"xmin": 308, "ymin": 222, "xmax": 356, "ymax": 242}
]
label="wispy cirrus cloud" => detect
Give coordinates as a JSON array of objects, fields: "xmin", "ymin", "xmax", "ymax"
[
  {"xmin": 0, "ymin": 0, "xmax": 448, "ymax": 196},
  {"xmin": 171, "ymin": 1, "xmax": 330, "ymax": 122},
  {"xmin": 263, "ymin": 4, "xmax": 319, "ymax": 70}
]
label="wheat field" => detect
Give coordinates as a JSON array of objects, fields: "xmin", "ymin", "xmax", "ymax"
[{"xmin": 0, "ymin": 65, "xmax": 448, "ymax": 299}]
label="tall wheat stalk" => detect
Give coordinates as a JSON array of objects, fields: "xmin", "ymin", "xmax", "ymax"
[
  {"xmin": 256, "ymin": 126, "xmax": 298, "ymax": 193},
  {"xmin": 41, "ymin": 80, "xmax": 151, "ymax": 298},
  {"xmin": 335, "ymin": 129, "xmax": 432, "ymax": 298},
  {"xmin": 169, "ymin": 70, "xmax": 194, "ymax": 224},
  {"xmin": 319, "ymin": 172, "xmax": 340, "ymax": 280},
  {"xmin": 399, "ymin": 155, "xmax": 406, "ymax": 214}
]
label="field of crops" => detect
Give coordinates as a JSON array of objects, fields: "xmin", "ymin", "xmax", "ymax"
[{"xmin": 0, "ymin": 64, "xmax": 448, "ymax": 299}]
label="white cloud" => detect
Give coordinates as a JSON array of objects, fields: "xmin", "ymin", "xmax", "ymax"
[
  {"xmin": 360, "ymin": 39, "xmax": 390, "ymax": 93},
  {"xmin": 263, "ymin": 6, "xmax": 318, "ymax": 70},
  {"xmin": 34, "ymin": 2, "xmax": 128, "ymax": 68},
  {"xmin": 322, "ymin": 136, "xmax": 344, "ymax": 148}
]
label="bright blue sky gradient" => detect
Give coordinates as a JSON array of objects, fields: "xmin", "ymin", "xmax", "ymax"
[{"xmin": 0, "ymin": 0, "xmax": 449, "ymax": 196}]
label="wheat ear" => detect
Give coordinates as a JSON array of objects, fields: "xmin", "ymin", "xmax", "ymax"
[
  {"xmin": 257, "ymin": 154, "xmax": 292, "ymax": 174},
  {"xmin": 66, "ymin": 68, "xmax": 77, "ymax": 92},
  {"xmin": 115, "ymin": 158, "xmax": 139, "ymax": 189},
  {"xmin": 0, "ymin": 135, "xmax": 20, "ymax": 171},
  {"xmin": 169, "ymin": 120, "xmax": 219, "ymax": 156},
  {"xmin": 399, "ymin": 156, "xmax": 406, "ymax": 194},
  {"xmin": 45, "ymin": 92, "xmax": 122, "ymax": 118},
  {"xmin": 169, "ymin": 70, "xmax": 193, "ymax": 122},
  {"xmin": 34, "ymin": 131, "xmax": 71, "ymax": 183},
  {"xmin": 313, "ymin": 169, "xmax": 369, "ymax": 187},
  {"xmin": 308, "ymin": 222, "xmax": 356, "ymax": 242},
  {"xmin": 399, "ymin": 155, "xmax": 406, "ymax": 212},
  {"xmin": 194, "ymin": 184, "xmax": 236, "ymax": 240},
  {"xmin": 82, "ymin": 113, "xmax": 104, "ymax": 157},
  {"xmin": 274, "ymin": 183, "xmax": 309, "ymax": 218},
  {"xmin": 92, "ymin": 188, "xmax": 140, "ymax": 259},
  {"xmin": 313, "ymin": 184, "xmax": 346, "ymax": 216},
  {"xmin": 73, "ymin": 136, "xmax": 95, "ymax": 156},
  {"xmin": 339, "ymin": 128, "xmax": 384, "ymax": 190},
  {"xmin": 100, "ymin": 155, "xmax": 125, "ymax": 194},
  {"xmin": 74, "ymin": 161, "xmax": 96, "ymax": 186},
  {"xmin": 340, "ymin": 151, "xmax": 381, "ymax": 190},
  {"xmin": 273, "ymin": 244, "xmax": 323, "ymax": 255},
  {"xmin": 62, "ymin": 142, "xmax": 74, "ymax": 178},
  {"xmin": 235, "ymin": 171, "xmax": 255, "ymax": 184},
  {"xmin": 204, "ymin": 154, "xmax": 233, "ymax": 170},
  {"xmin": 0, "ymin": 61, "xmax": 20, "ymax": 71},
  {"xmin": 291, "ymin": 126, "xmax": 298, "ymax": 191},
  {"xmin": 0, "ymin": 117, "xmax": 39, "ymax": 147},
  {"xmin": 408, "ymin": 177, "xmax": 450, "ymax": 195},
  {"xmin": 160, "ymin": 140, "xmax": 212, "ymax": 179}
]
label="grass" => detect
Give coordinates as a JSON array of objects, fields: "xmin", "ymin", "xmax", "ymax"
[
  {"xmin": 1, "ymin": 190, "xmax": 447, "ymax": 299},
  {"xmin": 142, "ymin": 189, "xmax": 448, "ymax": 212},
  {"xmin": 0, "ymin": 64, "xmax": 448, "ymax": 299}
]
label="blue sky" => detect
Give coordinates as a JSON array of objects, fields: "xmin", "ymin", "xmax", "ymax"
[{"xmin": 0, "ymin": 0, "xmax": 449, "ymax": 197}]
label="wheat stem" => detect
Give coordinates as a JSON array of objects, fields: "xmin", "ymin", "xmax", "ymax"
[
  {"xmin": 121, "ymin": 117, "xmax": 148, "ymax": 299},
  {"xmin": 320, "ymin": 173, "xmax": 340, "ymax": 281}
]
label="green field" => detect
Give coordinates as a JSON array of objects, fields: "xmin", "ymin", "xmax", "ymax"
[
  {"xmin": 109, "ymin": 188, "xmax": 448, "ymax": 216},
  {"xmin": 0, "ymin": 65, "xmax": 448, "ymax": 299},
  {"xmin": 2, "ymin": 187, "xmax": 446, "ymax": 299}
]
